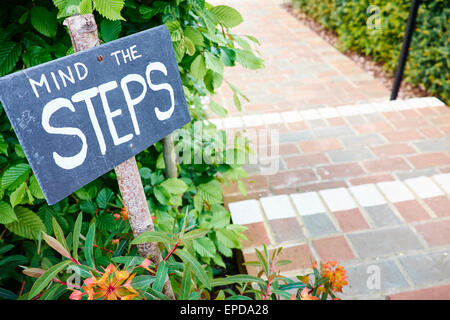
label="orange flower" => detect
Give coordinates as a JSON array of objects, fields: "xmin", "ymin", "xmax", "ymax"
[
  {"xmin": 69, "ymin": 264, "xmax": 138, "ymax": 300},
  {"xmin": 300, "ymin": 287, "xmax": 319, "ymax": 300},
  {"xmin": 321, "ymin": 261, "xmax": 348, "ymax": 293},
  {"xmin": 114, "ymin": 203, "xmax": 128, "ymax": 221}
]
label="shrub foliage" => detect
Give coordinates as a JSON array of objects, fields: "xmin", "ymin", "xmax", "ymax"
[{"xmin": 292, "ymin": 0, "xmax": 449, "ymax": 103}]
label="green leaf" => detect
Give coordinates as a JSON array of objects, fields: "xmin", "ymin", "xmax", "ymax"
[
  {"xmin": 22, "ymin": 46, "xmax": 53, "ymax": 68},
  {"xmin": 6, "ymin": 207, "xmax": 45, "ymax": 240},
  {"xmin": 181, "ymin": 228, "xmax": 209, "ymax": 241},
  {"xmin": 72, "ymin": 213, "xmax": 82, "ymax": 260},
  {"xmin": 235, "ymin": 49, "xmax": 264, "ymax": 70},
  {"xmin": 204, "ymin": 51, "xmax": 224, "ymax": 75},
  {"xmin": 209, "ymin": 101, "xmax": 228, "ymax": 118},
  {"xmin": 29, "ymin": 175, "xmax": 45, "ymax": 199},
  {"xmin": 190, "ymin": 55, "xmax": 206, "ymax": 81},
  {"xmin": 131, "ymin": 231, "xmax": 175, "ymax": 245},
  {"xmin": 1, "ymin": 164, "xmax": 31, "ymax": 190},
  {"xmin": 184, "ymin": 37, "xmax": 195, "ymax": 56},
  {"xmin": 52, "ymin": 0, "xmax": 68, "ymax": 10},
  {"xmin": 95, "ymin": 0, "xmax": 124, "ymax": 20},
  {"xmin": 80, "ymin": 200, "xmax": 96, "ymax": 214},
  {"xmin": 79, "ymin": 0, "xmax": 93, "ymax": 14},
  {"xmin": 211, "ymin": 274, "xmax": 266, "ymax": 287},
  {"xmin": 84, "ymin": 223, "xmax": 95, "ymax": 268},
  {"xmin": 152, "ymin": 260, "xmax": 168, "ymax": 292},
  {"xmin": 0, "ymin": 244, "xmax": 14, "ymax": 255},
  {"xmin": 233, "ymin": 93, "xmax": 242, "ymax": 111},
  {"xmin": 36, "ymin": 206, "xmax": 68, "ymax": 235},
  {"xmin": 30, "ymin": 7, "xmax": 58, "ymax": 38},
  {"xmin": 176, "ymin": 249, "xmax": 210, "ymax": 290},
  {"xmin": 96, "ymin": 188, "xmax": 114, "ymax": 209},
  {"xmin": 100, "ymin": 19, "xmax": 121, "ymax": 42},
  {"xmin": 180, "ymin": 263, "xmax": 191, "ymax": 300},
  {"xmin": 139, "ymin": 167, "xmax": 152, "ymax": 180},
  {"xmin": 210, "ymin": 5, "xmax": 243, "ymax": 28},
  {"xmin": 160, "ymin": 178, "xmax": 188, "ymax": 195},
  {"xmin": 197, "ymin": 180, "xmax": 223, "ymax": 205},
  {"xmin": 184, "ymin": 27, "xmax": 204, "ymax": 46},
  {"xmin": 10, "ymin": 182, "xmax": 26, "ymax": 208},
  {"xmin": 220, "ymin": 47, "xmax": 236, "ymax": 67},
  {"xmin": 52, "ymin": 218, "xmax": 69, "ymax": 253},
  {"xmin": 131, "ymin": 275, "xmax": 155, "ymax": 291},
  {"xmin": 0, "ymin": 288, "xmax": 17, "ymax": 300},
  {"xmin": 42, "ymin": 232, "xmax": 71, "ymax": 260},
  {"xmin": 146, "ymin": 287, "xmax": 170, "ymax": 300},
  {"xmin": 216, "ymin": 229, "xmax": 240, "ymax": 248},
  {"xmin": 226, "ymin": 295, "xmax": 252, "ymax": 300},
  {"xmin": 96, "ymin": 212, "xmax": 116, "ymax": 232},
  {"xmin": 193, "ymin": 237, "xmax": 216, "ymax": 258},
  {"xmin": 0, "ymin": 42, "xmax": 22, "ymax": 76},
  {"xmin": 0, "ymin": 201, "xmax": 17, "ymax": 224},
  {"xmin": 28, "ymin": 260, "xmax": 72, "ymax": 299}
]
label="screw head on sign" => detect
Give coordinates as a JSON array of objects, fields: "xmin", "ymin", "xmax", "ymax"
[{"xmin": 97, "ymin": 55, "xmax": 103, "ymax": 62}]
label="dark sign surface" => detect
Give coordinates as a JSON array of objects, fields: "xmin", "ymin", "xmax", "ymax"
[{"xmin": 0, "ymin": 25, "xmax": 190, "ymax": 205}]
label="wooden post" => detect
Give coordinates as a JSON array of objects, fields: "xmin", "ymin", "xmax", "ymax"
[{"xmin": 63, "ymin": 14, "xmax": 175, "ymax": 300}]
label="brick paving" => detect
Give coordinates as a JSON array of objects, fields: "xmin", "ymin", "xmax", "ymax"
[{"xmin": 209, "ymin": 0, "xmax": 450, "ymax": 299}]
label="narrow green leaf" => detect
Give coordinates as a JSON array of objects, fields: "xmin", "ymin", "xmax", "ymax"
[
  {"xmin": 233, "ymin": 93, "xmax": 241, "ymax": 111},
  {"xmin": 28, "ymin": 259, "xmax": 72, "ymax": 299},
  {"xmin": 181, "ymin": 228, "xmax": 209, "ymax": 242},
  {"xmin": 52, "ymin": 218, "xmax": 69, "ymax": 252},
  {"xmin": 175, "ymin": 249, "xmax": 210, "ymax": 290},
  {"xmin": 131, "ymin": 275, "xmax": 155, "ymax": 291},
  {"xmin": 211, "ymin": 274, "xmax": 266, "ymax": 287},
  {"xmin": 152, "ymin": 260, "xmax": 168, "ymax": 292},
  {"xmin": 84, "ymin": 223, "xmax": 95, "ymax": 268},
  {"xmin": 131, "ymin": 231, "xmax": 175, "ymax": 245},
  {"xmin": 72, "ymin": 213, "xmax": 82, "ymax": 260},
  {"xmin": 179, "ymin": 263, "xmax": 191, "ymax": 300},
  {"xmin": 42, "ymin": 233, "xmax": 71, "ymax": 260}
]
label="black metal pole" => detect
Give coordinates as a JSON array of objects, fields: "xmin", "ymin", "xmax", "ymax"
[{"xmin": 390, "ymin": 0, "xmax": 421, "ymax": 100}]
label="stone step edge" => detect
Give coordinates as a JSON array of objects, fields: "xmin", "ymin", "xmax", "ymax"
[
  {"xmin": 228, "ymin": 174, "xmax": 450, "ymax": 229},
  {"xmin": 207, "ymin": 97, "xmax": 446, "ymax": 129}
]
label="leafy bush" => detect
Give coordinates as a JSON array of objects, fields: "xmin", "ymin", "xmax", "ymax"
[
  {"xmin": 0, "ymin": 0, "xmax": 266, "ymax": 298},
  {"xmin": 17, "ymin": 219, "xmax": 347, "ymax": 300},
  {"xmin": 291, "ymin": 0, "xmax": 449, "ymax": 103}
]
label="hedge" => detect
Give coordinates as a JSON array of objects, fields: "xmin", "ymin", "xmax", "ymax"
[{"xmin": 291, "ymin": 0, "xmax": 449, "ymax": 104}]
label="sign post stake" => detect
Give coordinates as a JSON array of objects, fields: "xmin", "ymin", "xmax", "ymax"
[{"xmin": 63, "ymin": 14, "xmax": 175, "ymax": 300}]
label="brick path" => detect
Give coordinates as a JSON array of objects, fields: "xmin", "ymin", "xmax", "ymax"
[
  {"xmin": 212, "ymin": 0, "xmax": 389, "ymax": 116},
  {"xmin": 209, "ymin": 0, "xmax": 450, "ymax": 299}
]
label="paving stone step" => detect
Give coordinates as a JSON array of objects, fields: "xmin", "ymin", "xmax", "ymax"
[{"xmin": 228, "ymin": 175, "xmax": 450, "ymax": 299}]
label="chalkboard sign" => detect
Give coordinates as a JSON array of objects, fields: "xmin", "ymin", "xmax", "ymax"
[{"xmin": 0, "ymin": 25, "xmax": 191, "ymax": 205}]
